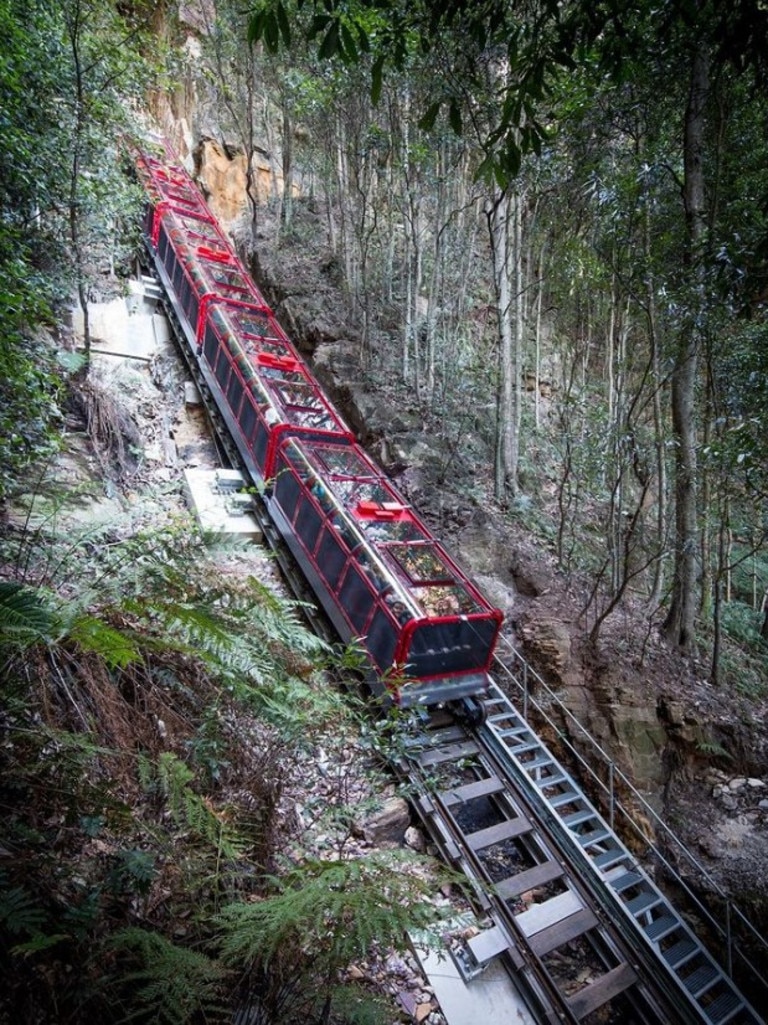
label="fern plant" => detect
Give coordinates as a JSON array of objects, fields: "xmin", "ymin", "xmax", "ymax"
[
  {"xmin": 151, "ymin": 751, "xmax": 246, "ymax": 862},
  {"xmin": 218, "ymin": 851, "xmax": 452, "ymax": 1025},
  {"xmin": 0, "ymin": 580, "xmax": 58, "ymax": 648},
  {"xmin": 104, "ymin": 927, "xmax": 229, "ymax": 1025},
  {"xmin": 0, "ymin": 506, "xmax": 373, "ymax": 1022}
]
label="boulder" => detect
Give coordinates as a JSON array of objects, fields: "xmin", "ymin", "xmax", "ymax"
[{"xmin": 353, "ymin": 796, "xmax": 411, "ymax": 844}]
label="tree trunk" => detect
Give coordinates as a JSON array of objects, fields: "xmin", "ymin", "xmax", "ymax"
[
  {"xmin": 280, "ymin": 98, "xmax": 293, "ymax": 230},
  {"xmin": 488, "ymin": 186, "xmax": 522, "ymax": 502},
  {"xmin": 66, "ymin": 0, "xmax": 91, "ymax": 368},
  {"xmin": 662, "ymin": 42, "xmax": 709, "ymax": 651},
  {"xmin": 646, "ymin": 200, "xmax": 667, "ymax": 609}
]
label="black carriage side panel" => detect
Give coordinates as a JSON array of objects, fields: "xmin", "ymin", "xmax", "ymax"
[
  {"xmin": 295, "ymin": 495, "xmax": 323, "ymax": 552},
  {"xmin": 227, "ymin": 370, "xmax": 245, "ymax": 420},
  {"xmin": 339, "ymin": 565, "xmax": 374, "ymax": 634},
  {"xmin": 154, "ymin": 223, "xmax": 201, "ymax": 335},
  {"xmin": 316, "ymin": 526, "xmax": 347, "ymax": 590},
  {"xmin": 157, "ymin": 221, "xmax": 172, "ymax": 269},
  {"xmin": 252, "ymin": 415, "xmax": 270, "ymax": 470},
  {"xmin": 366, "ymin": 607, "xmax": 397, "ymax": 672},
  {"xmin": 274, "ymin": 465, "xmax": 301, "ymax": 518},
  {"xmin": 202, "ymin": 319, "xmax": 219, "ymax": 365},
  {"xmin": 240, "ymin": 394, "xmax": 258, "ymax": 445},
  {"xmin": 180, "ymin": 273, "xmax": 200, "ymax": 330},
  {"xmin": 212, "ymin": 342, "xmax": 231, "ymax": 393}
]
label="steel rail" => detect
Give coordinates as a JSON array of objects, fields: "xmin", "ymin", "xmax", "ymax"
[{"xmin": 396, "ymin": 704, "xmax": 711, "ymax": 1024}]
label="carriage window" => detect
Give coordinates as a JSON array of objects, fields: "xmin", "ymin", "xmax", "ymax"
[
  {"xmin": 273, "ymin": 382, "xmax": 335, "ymax": 430},
  {"xmin": 240, "ymin": 394, "xmax": 257, "ymax": 441},
  {"xmin": 334, "ymin": 480, "xmax": 391, "ymax": 507},
  {"xmin": 245, "ymin": 337, "xmax": 290, "ymax": 359},
  {"xmin": 315, "ymin": 446, "xmax": 370, "ymax": 477},
  {"xmin": 366, "ymin": 520, "xmax": 427, "ymax": 545},
  {"xmin": 283, "ymin": 440, "xmax": 314, "ymax": 481},
  {"xmin": 261, "ymin": 367, "xmax": 304, "ymax": 384},
  {"xmin": 232, "ymin": 309, "xmax": 272, "ymax": 338},
  {"xmin": 388, "ymin": 542, "xmax": 454, "ymax": 585},
  {"xmin": 204, "ymin": 266, "xmax": 250, "ymax": 292},
  {"xmin": 412, "ymin": 584, "xmax": 480, "ymax": 616},
  {"xmin": 273, "ymin": 381, "xmax": 322, "ymax": 409},
  {"xmin": 227, "ymin": 371, "xmax": 244, "ymax": 416},
  {"xmin": 178, "ymin": 215, "xmax": 221, "ymax": 242},
  {"xmin": 249, "ymin": 376, "xmax": 271, "ymax": 412}
]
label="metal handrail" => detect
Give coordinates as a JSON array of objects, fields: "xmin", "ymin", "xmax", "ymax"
[{"xmin": 493, "ymin": 635, "xmax": 768, "ymax": 1001}]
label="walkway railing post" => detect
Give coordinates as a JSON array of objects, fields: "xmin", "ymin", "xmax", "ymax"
[
  {"xmin": 608, "ymin": 761, "xmax": 615, "ymax": 831},
  {"xmin": 522, "ymin": 660, "xmax": 529, "ymax": 721}
]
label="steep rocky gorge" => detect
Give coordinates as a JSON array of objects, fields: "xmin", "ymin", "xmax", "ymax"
[
  {"xmin": 195, "ymin": 138, "xmax": 768, "ymax": 933},
  {"xmin": 144, "ymin": 13, "xmax": 768, "ymax": 969}
]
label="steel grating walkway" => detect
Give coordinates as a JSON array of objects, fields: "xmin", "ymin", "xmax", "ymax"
[{"xmin": 476, "ymin": 678, "xmax": 762, "ymax": 1025}]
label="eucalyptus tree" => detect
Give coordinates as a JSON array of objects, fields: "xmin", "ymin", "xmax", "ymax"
[
  {"xmin": 54, "ymin": 0, "xmax": 151, "ymax": 361},
  {"xmin": 0, "ymin": 0, "xmax": 149, "ymax": 498},
  {"xmin": 248, "ymin": 0, "xmax": 576, "ymax": 500},
  {"xmin": 247, "ymin": 0, "xmax": 768, "ymax": 655}
]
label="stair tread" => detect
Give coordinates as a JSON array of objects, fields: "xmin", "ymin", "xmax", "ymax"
[
  {"xmin": 703, "ymin": 989, "xmax": 743, "ymax": 1024},
  {"xmin": 644, "ymin": 915, "xmax": 679, "ymax": 941},
  {"xmin": 627, "ymin": 890, "xmax": 662, "ymax": 916},
  {"xmin": 663, "ymin": 937, "xmax": 699, "ymax": 969},
  {"xmin": 683, "ymin": 962, "xmax": 720, "ymax": 997}
]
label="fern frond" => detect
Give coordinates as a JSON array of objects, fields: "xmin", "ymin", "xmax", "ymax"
[
  {"xmin": 152, "ymin": 753, "xmax": 246, "ymax": 861},
  {"xmin": 67, "ymin": 613, "xmax": 141, "ymax": 668},
  {"xmin": 0, "ymin": 879, "xmax": 48, "ymax": 936},
  {"xmin": 11, "ymin": 932, "xmax": 69, "ymax": 955},
  {"xmin": 0, "ymin": 581, "xmax": 57, "ymax": 647},
  {"xmin": 218, "ymin": 852, "xmax": 450, "ymax": 972},
  {"xmin": 105, "ymin": 927, "xmax": 228, "ymax": 1025}
]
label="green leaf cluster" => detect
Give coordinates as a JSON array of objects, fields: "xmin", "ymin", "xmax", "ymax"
[
  {"xmin": 217, "ymin": 851, "xmax": 449, "ymax": 1018},
  {"xmin": 106, "ymin": 927, "xmax": 229, "ymax": 1024}
]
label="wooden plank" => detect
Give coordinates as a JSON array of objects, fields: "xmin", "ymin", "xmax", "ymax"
[
  {"xmin": 567, "ymin": 963, "xmax": 637, "ymax": 1019},
  {"xmin": 496, "ymin": 860, "xmax": 563, "ymax": 900},
  {"xmin": 466, "ymin": 925, "xmax": 510, "ymax": 965},
  {"xmin": 442, "ymin": 776, "xmax": 504, "ymax": 806},
  {"xmin": 527, "ymin": 908, "xmax": 598, "ymax": 957},
  {"xmin": 466, "ymin": 816, "xmax": 531, "ymax": 851},
  {"xmin": 516, "ymin": 890, "xmax": 583, "ymax": 936}
]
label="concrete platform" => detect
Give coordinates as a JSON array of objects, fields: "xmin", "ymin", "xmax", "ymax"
[
  {"xmin": 183, "ymin": 468, "xmax": 262, "ymax": 541},
  {"xmin": 412, "ymin": 934, "xmax": 539, "ymax": 1025}
]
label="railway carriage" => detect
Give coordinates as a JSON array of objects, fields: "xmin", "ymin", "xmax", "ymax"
[
  {"xmin": 137, "ymin": 146, "xmax": 503, "ymax": 708},
  {"xmin": 268, "ymin": 437, "xmax": 502, "ymax": 706}
]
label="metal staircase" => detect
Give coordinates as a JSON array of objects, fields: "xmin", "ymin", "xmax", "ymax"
[{"xmin": 485, "ymin": 645, "xmax": 767, "ymax": 1025}]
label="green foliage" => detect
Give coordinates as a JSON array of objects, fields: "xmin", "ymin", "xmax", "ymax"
[
  {"xmin": 720, "ymin": 601, "xmax": 765, "ymax": 649},
  {"xmin": 105, "ymin": 927, "xmax": 228, "ymax": 1025},
  {"xmin": 0, "ymin": 581, "xmax": 57, "ymax": 648},
  {"xmin": 66, "ymin": 613, "xmax": 142, "ymax": 668},
  {"xmin": 106, "ymin": 849, "xmax": 157, "ymax": 896},
  {"xmin": 329, "ymin": 984, "xmax": 394, "ymax": 1025},
  {"xmin": 0, "ymin": 874, "xmax": 48, "ymax": 939},
  {"xmin": 218, "ymin": 851, "xmax": 447, "ymax": 971},
  {"xmin": 144, "ymin": 752, "xmax": 246, "ymax": 862},
  {"xmin": 0, "ymin": 0, "xmax": 156, "ymax": 498},
  {"xmin": 695, "ymin": 739, "xmax": 732, "ymax": 762}
]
